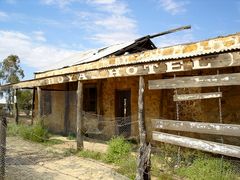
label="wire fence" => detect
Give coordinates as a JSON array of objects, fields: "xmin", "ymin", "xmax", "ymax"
[
  {"xmin": 82, "ymin": 112, "xmax": 139, "ymax": 141},
  {"xmin": 1, "ymin": 112, "xmax": 240, "ymax": 179},
  {"xmin": 1, "ymin": 116, "xmax": 131, "ymax": 180},
  {"xmin": 0, "ymin": 116, "xmax": 6, "ymax": 180}
]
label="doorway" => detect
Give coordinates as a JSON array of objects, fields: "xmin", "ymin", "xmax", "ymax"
[{"xmin": 115, "ymin": 90, "xmax": 131, "ymax": 137}]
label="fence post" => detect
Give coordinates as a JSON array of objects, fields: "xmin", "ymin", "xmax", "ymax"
[
  {"xmin": 14, "ymin": 89, "xmax": 19, "ymax": 125},
  {"xmin": 136, "ymin": 76, "xmax": 151, "ymax": 180},
  {"xmin": 76, "ymin": 81, "xmax": 83, "ymax": 150},
  {"xmin": 0, "ymin": 114, "xmax": 7, "ymax": 180}
]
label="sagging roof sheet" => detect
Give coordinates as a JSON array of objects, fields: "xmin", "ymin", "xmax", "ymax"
[{"xmin": 38, "ymin": 41, "xmax": 135, "ymax": 73}]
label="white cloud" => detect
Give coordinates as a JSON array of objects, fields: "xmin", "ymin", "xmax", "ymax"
[
  {"xmin": 41, "ymin": 0, "xmax": 138, "ymax": 46},
  {"xmin": 32, "ymin": 31, "xmax": 46, "ymax": 42},
  {"xmin": 79, "ymin": 1, "xmax": 138, "ymax": 45},
  {"xmin": 0, "ymin": 11, "xmax": 9, "ymax": 21},
  {"xmin": 40, "ymin": 0, "xmax": 78, "ymax": 8},
  {"xmin": 94, "ymin": 15, "xmax": 136, "ymax": 32},
  {"xmin": 88, "ymin": 0, "xmax": 129, "ymax": 15},
  {"xmin": 91, "ymin": 32, "xmax": 137, "ymax": 45},
  {"xmin": 153, "ymin": 31, "xmax": 194, "ymax": 47},
  {"xmin": 0, "ymin": 30, "xmax": 77, "ymax": 70},
  {"xmin": 89, "ymin": 0, "xmax": 116, "ymax": 4},
  {"xmin": 158, "ymin": 0, "xmax": 189, "ymax": 15}
]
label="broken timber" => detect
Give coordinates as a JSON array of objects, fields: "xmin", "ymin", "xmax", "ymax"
[
  {"xmin": 152, "ymin": 119, "xmax": 240, "ymax": 137},
  {"xmin": 149, "ymin": 72, "xmax": 240, "ymax": 89},
  {"xmin": 152, "ymin": 131, "xmax": 240, "ymax": 158},
  {"xmin": 173, "ymin": 92, "xmax": 222, "ymax": 101}
]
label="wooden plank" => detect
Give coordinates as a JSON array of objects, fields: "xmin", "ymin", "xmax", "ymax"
[
  {"xmin": 136, "ymin": 76, "xmax": 151, "ymax": 180},
  {"xmin": 152, "ymin": 131, "xmax": 240, "ymax": 158},
  {"xmin": 149, "ymin": 73, "xmax": 240, "ymax": 89},
  {"xmin": 152, "ymin": 119, "xmax": 240, "ymax": 137},
  {"xmin": 173, "ymin": 92, "xmax": 222, "ymax": 101},
  {"xmin": 1, "ymin": 51, "xmax": 240, "ymax": 90},
  {"xmin": 76, "ymin": 81, "xmax": 83, "ymax": 150}
]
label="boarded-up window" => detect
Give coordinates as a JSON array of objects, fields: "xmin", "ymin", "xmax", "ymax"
[
  {"xmin": 42, "ymin": 91, "xmax": 52, "ymax": 115},
  {"xmin": 83, "ymin": 84, "xmax": 97, "ymax": 112}
]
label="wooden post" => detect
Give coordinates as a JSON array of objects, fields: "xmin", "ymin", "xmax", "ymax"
[
  {"xmin": 37, "ymin": 87, "xmax": 42, "ymax": 124},
  {"xmin": 64, "ymin": 83, "xmax": 70, "ymax": 135},
  {"xmin": 0, "ymin": 115, "xmax": 6, "ymax": 180},
  {"xmin": 97, "ymin": 80, "xmax": 103, "ymax": 124},
  {"xmin": 31, "ymin": 88, "xmax": 35, "ymax": 125},
  {"xmin": 14, "ymin": 89, "xmax": 19, "ymax": 125},
  {"xmin": 76, "ymin": 81, "xmax": 83, "ymax": 150},
  {"xmin": 136, "ymin": 76, "xmax": 151, "ymax": 180}
]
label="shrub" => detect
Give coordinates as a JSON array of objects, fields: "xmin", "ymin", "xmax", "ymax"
[
  {"xmin": 20, "ymin": 121, "xmax": 48, "ymax": 142},
  {"xmin": 7, "ymin": 121, "xmax": 48, "ymax": 143},
  {"xmin": 105, "ymin": 136, "xmax": 131, "ymax": 164}
]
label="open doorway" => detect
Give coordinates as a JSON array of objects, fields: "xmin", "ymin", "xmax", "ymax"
[{"xmin": 115, "ymin": 90, "xmax": 131, "ymax": 137}]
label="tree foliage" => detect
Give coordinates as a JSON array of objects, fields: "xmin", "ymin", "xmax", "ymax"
[
  {"xmin": 0, "ymin": 55, "xmax": 25, "ymax": 116},
  {"xmin": 0, "ymin": 55, "xmax": 24, "ymax": 84},
  {"xmin": 17, "ymin": 90, "xmax": 32, "ymax": 115}
]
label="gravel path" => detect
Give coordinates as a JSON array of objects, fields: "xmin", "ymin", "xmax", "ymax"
[{"xmin": 5, "ymin": 137, "xmax": 128, "ymax": 180}]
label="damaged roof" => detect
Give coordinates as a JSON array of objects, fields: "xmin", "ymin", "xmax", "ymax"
[
  {"xmin": 37, "ymin": 37, "xmax": 156, "ymax": 73},
  {"xmin": 35, "ymin": 32, "xmax": 240, "ymax": 79},
  {"xmin": 36, "ymin": 26, "xmax": 192, "ymax": 74}
]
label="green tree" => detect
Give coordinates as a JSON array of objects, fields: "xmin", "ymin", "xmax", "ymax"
[
  {"xmin": 0, "ymin": 55, "xmax": 24, "ymax": 120},
  {"xmin": 0, "ymin": 55, "xmax": 24, "ymax": 84},
  {"xmin": 17, "ymin": 90, "xmax": 32, "ymax": 116}
]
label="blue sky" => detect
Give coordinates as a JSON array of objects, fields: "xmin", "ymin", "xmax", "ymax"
[{"xmin": 0, "ymin": 0, "xmax": 239, "ymax": 80}]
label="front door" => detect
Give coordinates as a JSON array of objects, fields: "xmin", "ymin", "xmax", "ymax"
[{"xmin": 115, "ymin": 90, "xmax": 131, "ymax": 137}]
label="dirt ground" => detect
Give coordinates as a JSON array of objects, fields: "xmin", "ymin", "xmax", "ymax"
[
  {"xmin": 5, "ymin": 137, "xmax": 128, "ymax": 180},
  {"xmin": 50, "ymin": 136, "xmax": 108, "ymax": 154}
]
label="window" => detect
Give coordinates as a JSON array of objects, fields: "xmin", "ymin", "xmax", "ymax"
[
  {"xmin": 42, "ymin": 91, "xmax": 52, "ymax": 115},
  {"xmin": 83, "ymin": 84, "xmax": 97, "ymax": 112}
]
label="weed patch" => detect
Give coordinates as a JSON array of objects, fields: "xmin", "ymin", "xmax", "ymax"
[
  {"xmin": 177, "ymin": 157, "xmax": 238, "ymax": 180},
  {"xmin": 67, "ymin": 132, "xmax": 76, "ymax": 140},
  {"xmin": 77, "ymin": 150, "xmax": 104, "ymax": 161},
  {"xmin": 116, "ymin": 155, "xmax": 137, "ymax": 180}
]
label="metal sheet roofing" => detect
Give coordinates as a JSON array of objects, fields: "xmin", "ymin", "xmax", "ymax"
[
  {"xmin": 38, "ymin": 41, "xmax": 135, "ymax": 73},
  {"xmin": 35, "ymin": 32, "xmax": 240, "ymax": 79}
]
